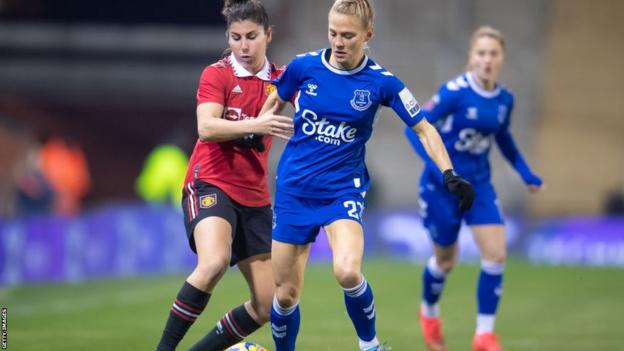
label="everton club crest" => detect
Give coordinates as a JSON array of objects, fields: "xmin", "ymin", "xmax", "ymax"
[{"xmin": 350, "ymin": 89, "xmax": 372, "ymax": 111}]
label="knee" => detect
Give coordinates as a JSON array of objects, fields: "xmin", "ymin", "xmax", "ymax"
[
  {"xmin": 482, "ymin": 249, "xmax": 507, "ymax": 265},
  {"xmin": 435, "ymin": 255, "xmax": 457, "ymax": 274},
  {"xmin": 193, "ymin": 256, "xmax": 230, "ymax": 287},
  {"xmin": 275, "ymin": 283, "xmax": 300, "ymax": 308},
  {"xmin": 333, "ymin": 264, "xmax": 362, "ymax": 288}
]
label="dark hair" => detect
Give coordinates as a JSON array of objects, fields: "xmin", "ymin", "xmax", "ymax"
[{"xmin": 222, "ymin": 0, "xmax": 270, "ymax": 31}]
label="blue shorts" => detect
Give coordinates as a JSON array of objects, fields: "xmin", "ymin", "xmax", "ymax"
[
  {"xmin": 272, "ymin": 191, "xmax": 366, "ymax": 245},
  {"xmin": 419, "ymin": 180, "xmax": 503, "ymax": 247}
]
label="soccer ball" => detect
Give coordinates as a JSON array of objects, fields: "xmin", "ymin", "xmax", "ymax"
[{"xmin": 225, "ymin": 342, "xmax": 269, "ymax": 351}]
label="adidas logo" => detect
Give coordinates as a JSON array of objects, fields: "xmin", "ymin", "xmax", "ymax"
[{"xmin": 232, "ymin": 85, "xmax": 243, "ymax": 93}]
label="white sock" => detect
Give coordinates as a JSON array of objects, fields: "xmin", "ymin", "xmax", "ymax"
[
  {"xmin": 421, "ymin": 301, "xmax": 440, "ymax": 318},
  {"xmin": 476, "ymin": 314, "xmax": 496, "ymax": 334},
  {"xmin": 359, "ymin": 336, "xmax": 380, "ymax": 350}
]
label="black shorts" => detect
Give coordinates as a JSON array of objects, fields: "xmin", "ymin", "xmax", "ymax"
[{"xmin": 182, "ymin": 181, "xmax": 272, "ymax": 266}]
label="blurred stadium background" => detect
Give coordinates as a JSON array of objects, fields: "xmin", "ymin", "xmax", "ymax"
[{"xmin": 1, "ymin": 0, "xmax": 623, "ymax": 350}]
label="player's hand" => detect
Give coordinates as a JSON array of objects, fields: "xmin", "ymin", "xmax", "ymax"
[
  {"xmin": 443, "ymin": 169, "xmax": 475, "ymax": 211},
  {"xmin": 527, "ymin": 183, "xmax": 545, "ymax": 193},
  {"xmin": 523, "ymin": 173, "xmax": 544, "ymax": 193},
  {"xmin": 253, "ymin": 101, "xmax": 294, "ymax": 140}
]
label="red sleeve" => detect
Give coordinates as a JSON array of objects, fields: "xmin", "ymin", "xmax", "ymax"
[{"xmin": 196, "ymin": 65, "xmax": 228, "ymax": 106}]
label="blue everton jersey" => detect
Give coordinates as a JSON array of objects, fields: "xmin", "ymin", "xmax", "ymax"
[
  {"xmin": 406, "ymin": 72, "xmax": 536, "ymax": 185},
  {"xmin": 274, "ymin": 48, "xmax": 423, "ymax": 198}
]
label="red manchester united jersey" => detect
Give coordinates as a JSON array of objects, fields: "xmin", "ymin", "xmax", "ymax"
[{"xmin": 185, "ymin": 54, "xmax": 284, "ymax": 207}]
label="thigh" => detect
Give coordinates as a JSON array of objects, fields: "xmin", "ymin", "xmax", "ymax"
[
  {"xmin": 471, "ymin": 224, "xmax": 506, "ymax": 262},
  {"xmin": 324, "ymin": 218, "xmax": 364, "ymax": 269},
  {"xmin": 419, "ymin": 184, "xmax": 462, "ymax": 247},
  {"xmin": 231, "ymin": 204, "xmax": 272, "ymax": 266}
]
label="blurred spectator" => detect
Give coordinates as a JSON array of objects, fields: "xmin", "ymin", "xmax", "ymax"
[
  {"xmin": 0, "ymin": 117, "xmax": 29, "ymax": 217},
  {"xmin": 135, "ymin": 143, "xmax": 188, "ymax": 207},
  {"xmin": 39, "ymin": 137, "xmax": 91, "ymax": 215},
  {"xmin": 15, "ymin": 140, "xmax": 56, "ymax": 215},
  {"xmin": 604, "ymin": 187, "xmax": 624, "ymax": 216}
]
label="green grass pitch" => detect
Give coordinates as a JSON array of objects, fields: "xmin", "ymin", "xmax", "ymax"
[{"xmin": 2, "ymin": 260, "xmax": 623, "ymax": 350}]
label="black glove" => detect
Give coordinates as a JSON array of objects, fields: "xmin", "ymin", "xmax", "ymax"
[
  {"xmin": 443, "ymin": 169, "xmax": 475, "ymax": 212},
  {"xmin": 234, "ymin": 133, "xmax": 265, "ymax": 152}
]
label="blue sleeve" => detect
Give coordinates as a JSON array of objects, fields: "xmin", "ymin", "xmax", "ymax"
[
  {"xmin": 381, "ymin": 76, "xmax": 423, "ymax": 127},
  {"xmin": 494, "ymin": 99, "xmax": 543, "ymax": 186},
  {"xmin": 272, "ymin": 56, "xmax": 303, "ymax": 102},
  {"xmin": 421, "ymin": 82, "xmax": 461, "ymax": 125}
]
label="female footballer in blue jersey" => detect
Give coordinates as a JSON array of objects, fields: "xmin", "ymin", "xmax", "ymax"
[
  {"xmin": 405, "ymin": 26, "xmax": 545, "ymax": 351},
  {"xmin": 256, "ymin": 1, "xmax": 474, "ymax": 350}
]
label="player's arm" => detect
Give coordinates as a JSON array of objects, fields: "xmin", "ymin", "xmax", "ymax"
[
  {"xmin": 410, "ymin": 118, "xmax": 452, "ymax": 172},
  {"xmin": 197, "ymin": 99, "xmax": 293, "ymax": 142},
  {"xmin": 495, "ymin": 114, "xmax": 544, "ymax": 192},
  {"xmin": 411, "ymin": 119, "xmax": 475, "ymax": 211},
  {"xmin": 386, "ymin": 81, "xmax": 473, "ymax": 211}
]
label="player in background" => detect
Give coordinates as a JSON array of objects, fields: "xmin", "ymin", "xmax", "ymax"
[
  {"xmin": 155, "ymin": 1, "xmax": 293, "ymax": 350},
  {"xmin": 405, "ymin": 26, "xmax": 545, "ymax": 351},
  {"xmin": 257, "ymin": 1, "xmax": 474, "ymax": 350}
]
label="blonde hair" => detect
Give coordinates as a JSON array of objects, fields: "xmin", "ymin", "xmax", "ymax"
[
  {"xmin": 330, "ymin": 0, "xmax": 374, "ymax": 30},
  {"xmin": 467, "ymin": 26, "xmax": 506, "ymax": 70}
]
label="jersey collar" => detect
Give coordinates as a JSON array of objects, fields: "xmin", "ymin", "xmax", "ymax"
[
  {"xmin": 229, "ymin": 53, "xmax": 272, "ymax": 81},
  {"xmin": 321, "ymin": 48, "xmax": 369, "ymax": 75},
  {"xmin": 466, "ymin": 72, "xmax": 501, "ymax": 98}
]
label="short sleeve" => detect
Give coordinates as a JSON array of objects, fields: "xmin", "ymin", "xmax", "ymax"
[
  {"xmin": 381, "ymin": 76, "xmax": 423, "ymax": 127},
  {"xmin": 421, "ymin": 82, "xmax": 462, "ymax": 125},
  {"xmin": 272, "ymin": 56, "xmax": 304, "ymax": 102},
  {"xmin": 196, "ymin": 66, "xmax": 228, "ymax": 106}
]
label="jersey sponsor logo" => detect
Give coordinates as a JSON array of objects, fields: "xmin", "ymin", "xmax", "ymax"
[
  {"xmin": 350, "ymin": 89, "xmax": 372, "ymax": 111},
  {"xmin": 454, "ymin": 128, "xmax": 490, "ymax": 154},
  {"xmin": 305, "ymin": 83, "xmax": 318, "ymax": 96},
  {"xmin": 231, "ymin": 85, "xmax": 243, "ymax": 94},
  {"xmin": 301, "ymin": 109, "xmax": 357, "ymax": 146},
  {"xmin": 398, "ymin": 88, "xmax": 421, "ymax": 117},
  {"xmin": 199, "ymin": 194, "xmax": 217, "ymax": 208},
  {"xmin": 223, "ymin": 107, "xmax": 253, "ymax": 121}
]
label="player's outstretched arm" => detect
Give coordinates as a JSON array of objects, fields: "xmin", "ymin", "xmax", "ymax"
[
  {"xmin": 196, "ymin": 93, "xmax": 293, "ymax": 142},
  {"xmin": 495, "ymin": 125, "xmax": 545, "ymax": 193},
  {"xmin": 411, "ymin": 118, "xmax": 475, "ymax": 211},
  {"xmin": 255, "ymin": 91, "xmax": 294, "ymax": 140}
]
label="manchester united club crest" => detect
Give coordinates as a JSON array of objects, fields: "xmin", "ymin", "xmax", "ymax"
[
  {"xmin": 350, "ymin": 89, "xmax": 372, "ymax": 111},
  {"xmin": 265, "ymin": 83, "xmax": 276, "ymax": 96},
  {"xmin": 199, "ymin": 194, "xmax": 217, "ymax": 208}
]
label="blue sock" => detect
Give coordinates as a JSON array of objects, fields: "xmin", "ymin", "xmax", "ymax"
[
  {"xmin": 344, "ymin": 276, "xmax": 377, "ymax": 343},
  {"xmin": 422, "ymin": 256, "xmax": 446, "ymax": 315},
  {"xmin": 476, "ymin": 260, "xmax": 504, "ymax": 333},
  {"xmin": 270, "ymin": 297, "xmax": 300, "ymax": 351}
]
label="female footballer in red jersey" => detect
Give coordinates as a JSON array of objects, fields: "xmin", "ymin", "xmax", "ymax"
[{"xmin": 155, "ymin": 1, "xmax": 292, "ymax": 350}]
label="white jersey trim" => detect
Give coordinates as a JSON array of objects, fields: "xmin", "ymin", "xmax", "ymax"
[
  {"xmin": 230, "ymin": 53, "xmax": 272, "ymax": 81},
  {"xmin": 466, "ymin": 72, "xmax": 501, "ymax": 98},
  {"xmin": 321, "ymin": 49, "xmax": 369, "ymax": 75}
]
